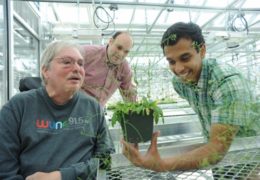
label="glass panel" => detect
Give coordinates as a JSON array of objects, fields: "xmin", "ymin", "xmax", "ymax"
[
  {"xmin": 11, "ymin": 19, "xmax": 39, "ymax": 95},
  {"xmin": 13, "ymin": 1, "xmax": 39, "ymax": 34}
]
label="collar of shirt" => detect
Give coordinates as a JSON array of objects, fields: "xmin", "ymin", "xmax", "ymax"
[{"xmin": 196, "ymin": 58, "xmax": 210, "ymax": 89}]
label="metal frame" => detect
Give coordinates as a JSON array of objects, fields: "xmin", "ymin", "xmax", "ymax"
[
  {"xmin": 4, "ymin": 0, "xmax": 12, "ymax": 100},
  {"xmin": 29, "ymin": 0, "xmax": 260, "ymax": 59}
]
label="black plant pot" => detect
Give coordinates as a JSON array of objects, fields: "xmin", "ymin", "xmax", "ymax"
[{"xmin": 120, "ymin": 111, "xmax": 154, "ymax": 143}]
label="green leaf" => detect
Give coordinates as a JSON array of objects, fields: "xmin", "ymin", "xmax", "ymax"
[{"xmin": 110, "ymin": 97, "xmax": 164, "ymax": 126}]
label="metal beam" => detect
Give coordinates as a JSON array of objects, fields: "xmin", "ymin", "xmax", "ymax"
[
  {"xmin": 201, "ymin": 0, "xmax": 239, "ymax": 29},
  {"xmin": 19, "ymin": 0, "xmax": 260, "ymax": 13},
  {"xmin": 134, "ymin": 0, "xmax": 169, "ymax": 55}
]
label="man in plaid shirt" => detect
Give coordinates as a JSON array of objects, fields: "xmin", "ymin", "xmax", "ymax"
[
  {"xmin": 122, "ymin": 22, "xmax": 259, "ymax": 171},
  {"xmin": 82, "ymin": 31, "xmax": 137, "ymax": 107}
]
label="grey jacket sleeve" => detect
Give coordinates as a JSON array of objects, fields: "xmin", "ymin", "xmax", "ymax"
[
  {"xmin": 0, "ymin": 106, "xmax": 24, "ymax": 179},
  {"xmin": 94, "ymin": 110, "xmax": 115, "ymax": 155},
  {"xmin": 93, "ymin": 110, "xmax": 115, "ymax": 170},
  {"xmin": 59, "ymin": 108, "xmax": 115, "ymax": 180},
  {"xmin": 60, "ymin": 159, "xmax": 99, "ymax": 180}
]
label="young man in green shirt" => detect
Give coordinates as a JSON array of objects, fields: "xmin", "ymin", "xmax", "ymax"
[{"xmin": 121, "ymin": 22, "xmax": 259, "ymax": 172}]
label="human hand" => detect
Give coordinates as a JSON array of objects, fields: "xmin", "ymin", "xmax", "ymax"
[
  {"xmin": 25, "ymin": 171, "xmax": 61, "ymax": 180},
  {"xmin": 121, "ymin": 131, "xmax": 167, "ymax": 172}
]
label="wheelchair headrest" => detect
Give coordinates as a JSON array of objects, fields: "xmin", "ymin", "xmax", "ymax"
[{"xmin": 19, "ymin": 77, "xmax": 42, "ymax": 92}]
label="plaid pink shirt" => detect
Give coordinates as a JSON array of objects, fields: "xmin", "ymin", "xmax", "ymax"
[{"xmin": 82, "ymin": 45, "xmax": 137, "ymax": 106}]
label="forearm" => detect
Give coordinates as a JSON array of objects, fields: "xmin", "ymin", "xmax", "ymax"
[
  {"xmin": 163, "ymin": 142, "xmax": 227, "ymax": 171},
  {"xmin": 25, "ymin": 171, "xmax": 61, "ymax": 180},
  {"xmin": 0, "ymin": 107, "xmax": 23, "ymax": 179},
  {"xmin": 163, "ymin": 123, "xmax": 238, "ymax": 171}
]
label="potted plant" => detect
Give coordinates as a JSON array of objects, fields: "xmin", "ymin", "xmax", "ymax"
[{"xmin": 111, "ymin": 98, "xmax": 164, "ymax": 143}]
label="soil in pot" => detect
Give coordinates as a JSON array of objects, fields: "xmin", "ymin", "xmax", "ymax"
[{"xmin": 120, "ymin": 112, "xmax": 154, "ymax": 143}]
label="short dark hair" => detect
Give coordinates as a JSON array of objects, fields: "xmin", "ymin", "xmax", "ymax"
[
  {"xmin": 112, "ymin": 31, "xmax": 129, "ymax": 39},
  {"xmin": 160, "ymin": 22, "xmax": 205, "ymax": 53}
]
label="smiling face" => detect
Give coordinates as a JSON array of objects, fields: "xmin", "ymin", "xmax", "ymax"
[
  {"xmin": 164, "ymin": 38, "xmax": 206, "ymax": 83},
  {"xmin": 107, "ymin": 33, "xmax": 133, "ymax": 65},
  {"xmin": 42, "ymin": 47, "xmax": 85, "ymax": 94}
]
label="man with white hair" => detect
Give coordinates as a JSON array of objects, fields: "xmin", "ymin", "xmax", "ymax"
[{"xmin": 0, "ymin": 41, "xmax": 114, "ymax": 180}]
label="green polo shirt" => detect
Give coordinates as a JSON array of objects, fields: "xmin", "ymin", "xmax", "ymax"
[{"xmin": 172, "ymin": 58, "xmax": 259, "ymax": 139}]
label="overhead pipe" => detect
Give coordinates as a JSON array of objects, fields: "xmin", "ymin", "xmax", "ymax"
[{"xmin": 23, "ymin": 0, "xmax": 260, "ymax": 13}]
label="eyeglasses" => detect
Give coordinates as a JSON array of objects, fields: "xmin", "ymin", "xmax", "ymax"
[{"xmin": 55, "ymin": 57, "xmax": 84, "ymax": 68}]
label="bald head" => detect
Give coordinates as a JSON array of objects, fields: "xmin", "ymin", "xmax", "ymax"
[{"xmin": 107, "ymin": 31, "xmax": 133, "ymax": 65}]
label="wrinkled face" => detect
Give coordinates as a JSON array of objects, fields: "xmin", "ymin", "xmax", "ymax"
[
  {"xmin": 107, "ymin": 33, "xmax": 133, "ymax": 65},
  {"xmin": 164, "ymin": 38, "xmax": 206, "ymax": 83},
  {"xmin": 42, "ymin": 47, "xmax": 85, "ymax": 93}
]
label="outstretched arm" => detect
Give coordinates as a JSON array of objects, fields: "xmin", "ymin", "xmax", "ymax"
[
  {"xmin": 122, "ymin": 123, "xmax": 238, "ymax": 171},
  {"xmin": 119, "ymin": 62, "xmax": 137, "ymax": 102}
]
